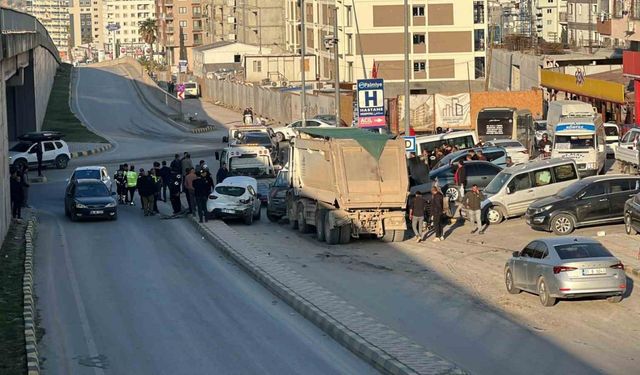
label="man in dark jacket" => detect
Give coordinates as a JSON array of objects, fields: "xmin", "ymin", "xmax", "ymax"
[
  {"xmin": 137, "ymin": 169, "xmax": 156, "ymax": 216},
  {"xmin": 10, "ymin": 168, "xmax": 24, "ymax": 220},
  {"xmin": 35, "ymin": 142, "xmax": 43, "ymax": 176},
  {"xmin": 463, "ymin": 184, "xmax": 485, "ymax": 234},
  {"xmin": 430, "ymin": 186, "xmax": 445, "ymax": 242},
  {"xmin": 216, "ymin": 163, "xmax": 229, "ymax": 184},
  {"xmin": 169, "ymin": 173, "xmax": 182, "ymax": 214},
  {"xmin": 159, "ymin": 161, "xmax": 172, "ymax": 202},
  {"xmin": 409, "ymin": 191, "xmax": 426, "ymax": 242},
  {"xmin": 170, "ymin": 154, "xmax": 182, "ymax": 174},
  {"xmin": 193, "ymin": 171, "xmax": 212, "ymax": 223}
]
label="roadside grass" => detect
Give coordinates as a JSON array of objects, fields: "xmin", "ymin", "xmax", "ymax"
[
  {"xmin": 42, "ymin": 63, "xmax": 107, "ymax": 143},
  {"xmin": 0, "ymin": 221, "xmax": 27, "ymax": 374}
]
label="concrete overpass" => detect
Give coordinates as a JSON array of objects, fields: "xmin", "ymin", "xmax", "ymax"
[{"xmin": 1, "ymin": 7, "xmax": 60, "ymax": 240}]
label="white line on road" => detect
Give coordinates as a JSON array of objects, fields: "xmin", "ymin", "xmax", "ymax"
[{"xmin": 56, "ymin": 219, "xmax": 106, "ymax": 375}]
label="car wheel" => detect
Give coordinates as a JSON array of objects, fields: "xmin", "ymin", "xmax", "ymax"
[
  {"xmin": 324, "ymin": 213, "xmax": 340, "ymax": 245},
  {"xmin": 14, "ymin": 159, "xmax": 28, "ymax": 172},
  {"xmin": 55, "ymin": 155, "xmax": 69, "ymax": 169},
  {"xmin": 243, "ymin": 212, "xmax": 253, "ymax": 225},
  {"xmin": 69, "ymin": 208, "xmax": 77, "ymax": 222},
  {"xmin": 607, "ymin": 295, "xmax": 623, "ymax": 303},
  {"xmin": 486, "ymin": 206, "xmax": 504, "ymax": 225},
  {"xmin": 505, "ymin": 268, "xmax": 521, "ymax": 294},
  {"xmin": 276, "ymin": 132, "xmax": 285, "ymax": 143},
  {"xmin": 64, "ymin": 204, "xmax": 70, "ymax": 217},
  {"xmin": 297, "ymin": 205, "xmax": 310, "ymax": 233},
  {"xmin": 445, "ymin": 186, "xmax": 459, "ymax": 201},
  {"xmin": 253, "ymin": 206, "xmax": 261, "ymax": 220},
  {"xmin": 315, "ymin": 209, "xmax": 326, "ymax": 242},
  {"xmin": 551, "ymin": 214, "xmax": 575, "ymax": 235},
  {"xmin": 267, "ymin": 212, "xmax": 280, "ymax": 222},
  {"xmin": 624, "ymin": 213, "xmax": 637, "ymax": 235},
  {"xmin": 537, "ymin": 277, "xmax": 556, "ymax": 307},
  {"xmin": 339, "ymin": 224, "xmax": 351, "ymax": 244}
]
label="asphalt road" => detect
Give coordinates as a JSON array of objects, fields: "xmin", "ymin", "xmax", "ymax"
[{"xmin": 32, "ymin": 66, "xmax": 375, "ymax": 375}]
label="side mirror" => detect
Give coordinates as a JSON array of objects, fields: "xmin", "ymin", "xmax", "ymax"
[
  {"xmin": 215, "ymin": 151, "xmax": 220, "ymax": 160},
  {"xmin": 222, "ymin": 136, "xmax": 229, "ymax": 143},
  {"xmin": 506, "ymin": 186, "xmax": 512, "ymax": 195},
  {"xmin": 512, "ymin": 251, "xmax": 520, "ymax": 258}
]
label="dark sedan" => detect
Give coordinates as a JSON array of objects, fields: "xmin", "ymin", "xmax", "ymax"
[
  {"xmin": 624, "ymin": 192, "xmax": 640, "ymax": 236},
  {"xmin": 65, "ymin": 179, "xmax": 118, "ymax": 221}
]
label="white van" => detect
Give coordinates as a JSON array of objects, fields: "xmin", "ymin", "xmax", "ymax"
[
  {"xmin": 546, "ymin": 100, "xmax": 596, "ymax": 129},
  {"xmin": 603, "ymin": 123, "xmax": 619, "ymax": 156},
  {"xmin": 551, "ymin": 117, "xmax": 606, "ymax": 176},
  {"xmin": 183, "ymin": 82, "xmax": 200, "ymax": 98},
  {"xmin": 415, "ymin": 131, "xmax": 478, "ymax": 153},
  {"xmin": 480, "ymin": 158, "xmax": 580, "ymax": 224}
]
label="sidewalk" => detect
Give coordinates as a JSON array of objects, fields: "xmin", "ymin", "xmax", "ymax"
[{"xmin": 181, "ymin": 98, "xmax": 245, "ymax": 131}]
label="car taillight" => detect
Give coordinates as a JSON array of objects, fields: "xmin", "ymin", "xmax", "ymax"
[
  {"xmin": 553, "ymin": 266, "xmax": 577, "ymax": 274},
  {"xmin": 610, "ymin": 262, "xmax": 624, "ymax": 270},
  {"xmin": 208, "ymin": 195, "xmax": 217, "ymax": 200}
]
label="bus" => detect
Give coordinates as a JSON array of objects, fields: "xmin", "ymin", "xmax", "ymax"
[
  {"xmin": 551, "ymin": 117, "xmax": 606, "ymax": 176},
  {"xmin": 476, "ymin": 107, "xmax": 535, "ymax": 152},
  {"xmin": 415, "ymin": 131, "xmax": 478, "ymax": 154}
]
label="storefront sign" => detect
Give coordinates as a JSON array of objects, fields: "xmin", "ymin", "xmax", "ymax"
[
  {"xmin": 541, "ymin": 70, "xmax": 625, "ymax": 104},
  {"xmin": 435, "ymin": 93, "xmax": 471, "ymax": 129}
]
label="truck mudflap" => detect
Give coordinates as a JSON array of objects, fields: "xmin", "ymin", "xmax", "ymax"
[{"xmin": 326, "ymin": 209, "xmax": 406, "ymax": 237}]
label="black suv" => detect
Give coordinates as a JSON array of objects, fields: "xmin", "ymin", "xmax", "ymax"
[{"xmin": 526, "ymin": 175, "xmax": 640, "ymax": 235}]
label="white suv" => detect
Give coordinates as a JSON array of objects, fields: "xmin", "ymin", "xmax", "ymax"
[{"xmin": 9, "ymin": 132, "xmax": 71, "ymax": 170}]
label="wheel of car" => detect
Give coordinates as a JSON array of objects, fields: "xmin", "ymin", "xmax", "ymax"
[
  {"xmin": 445, "ymin": 186, "xmax": 459, "ymax": 201},
  {"xmin": 324, "ymin": 212, "xmax": 340, "ymax": 245},
  {"xmin": 253, "ymin": 206, "xmax": 261, "ymax": 220},
  {"xmin": 607, "ymin": 295, "xmax": 623, "ymax": 303},
  {"xmin": 505, "ymin": 268, "xmax": 521, "ymax": 294},
  {"xmin": 551, "ymin": 214, "xmax": 575, "ymax": 235},
  {"xmin": 55, "ymin": 155, "xmax": 69, "ymax": 169},
  {"xmin": 537, "ymin": 277, "xmax": 556, "ymax": 307},
  {"xmin": 69, "ymin": 208, "xmax": 77, "ymax": 222},
  {"xmin": 486, "ymin": 206, "xmax": 504, "ymax": 225},
  {"xmin": 315, "ymin": 210, "xmax": 326, "ymax": 242},
  {"xmin": 339, "ymin": 224, "xmax": 351, "ymax": 244},
  {"xmin": 624, "ymin": 213, "xmax": 637, "ymax": 235},
  {"xmin": 267, "ymin": 212, "xmax": 280, "ymax": 222},
  {"xmin": 243, "ymin": 212, "xmax": 253, "ymax": 225},
  {"xmin": 14, "ymin": 159, "xmax": 27, "ymax": 172},
  {"xmin": 64, "ymin": 204, "xmax": 70, "ymax": 217},
  {"xmin": 297, "ymin": 205, "xmax": 310, "ymax": 233},
  {"xmin": 276, "ymin": 132, "xmax": 285, "ymax": 143}
]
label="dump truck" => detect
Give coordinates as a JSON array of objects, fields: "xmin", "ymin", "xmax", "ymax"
[{"xmin": 285, "ymin": 128, "xmax": 409, "ymax": 245}]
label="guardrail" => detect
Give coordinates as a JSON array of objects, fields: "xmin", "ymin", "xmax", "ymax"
[{"xmin": 0, "ymin": 7, "xmax": 60, "ymax": 63}]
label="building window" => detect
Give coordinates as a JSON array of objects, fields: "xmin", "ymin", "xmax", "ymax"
[
  {"xmin": 193, "ymin": 6, "xmax": 201, "ymax": 15},
  {"xmin": 633, "ymin": 0, "xmax": 640, "ymax": 19},
  {"xmin": 613, "ymin": 0, "xmax": 624, "ymax": 18},
  {"xmin": 474, "ymin": 1, "xmax": 485, "ymax": 24},
  {"xmin": 234, "ymin": 54, "xmax": 241, "ymax": 63},
  {"xmin": 346, "ymin": 6, "xmax": 352, "ymax": 27},
  {"xmin": 178, "ymin": 7, "xmax": 186, "ymax": 14},
  {"xmin": 547, "ymin": 9, "xmax": 552, "ymax": 14},
  {"xmin": 179, "ymin": 20, "xmax": 187, "ymax": 27},
  {"xmin": 475, "ymin": 57, "xmax": 485, "ymax": 79},
  {"xmin": 412, "ymin": 6, "xmax": 424, "ymax": 17},
  {"xmin": 578, "ymin": 4, "xmax": 582, "ymax": 15},
  {"xmin": 253, "ymin": 60, "xmax": 262, "ymax": 72},
  {"xmin": 413, "ymin": 34, "xmax": 425, "ymax": 45},
  {"xmin": 413, "ymin": 62, "xmax": 425, "ymax": 72}
]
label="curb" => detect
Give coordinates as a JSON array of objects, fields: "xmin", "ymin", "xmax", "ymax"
[
  {"xmin": 626, "ymin": 265, "xmax": 640, "ymax": 280},
  {"xmin": 23, "ymin": 214, "xmax": 40, "ymax": 375},
  {"xmin": 191, "ymin": 125, "xmax": 216, "ymax": 134},
  {"xmin": 186, "ymin": 216, "xmax": 466, "ymax": 375},
  {"xmin": 70, "ymin": 143, "xmax": 113, "ymax": 158}
]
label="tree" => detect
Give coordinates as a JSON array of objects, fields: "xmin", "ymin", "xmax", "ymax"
[{"xmin": 138, "ymin": 18, "xmax": 157, "ymax": 56}]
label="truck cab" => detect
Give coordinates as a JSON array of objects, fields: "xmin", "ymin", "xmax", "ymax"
[
  {"xmin": 551, "ymin": 117, "xmax": 606, "ymax": 176},
  {"xmin": 216, "ymin": 145, "xmax": 275, "ymax": 178}
]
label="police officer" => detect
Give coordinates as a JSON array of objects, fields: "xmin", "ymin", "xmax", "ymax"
[
  {"xmin": 114, "ymin": 164, "xmax": 127, "ymax": 204},
  {"xmin": 126, "ymin": 165, "xmax": 138, "ymax": 205},
  {"xmin": 169, "ymin": 173, "xmax": 183, "ymax": 214}
]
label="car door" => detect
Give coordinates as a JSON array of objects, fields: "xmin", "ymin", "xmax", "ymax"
[
  {"xmin": 531, "ymin": 167, "xmax": 555, "ymax": 200},
  {"xmin": 608, "ymin": 178, "xmax": 639, "ymax": 220},
  {"xmin": 504, "ymin": 172, "xmax": 535, "ymax": 216},
  {"xmin": 42, "ymin": 141, "xmax": 57, "ymax": 163},
  {"xmin": 466, "ymin": 163, "xmax": 500, "ymax": 191},
  {"xmin": 575, "ymin": 181, "xmax": 610, "ymax": 223},
  {"xmin": 631, "ymin": 194, "xmax": 640, "ymax": 228},
  {"xmin": 513, "ymin": 242, "xmax": 535, "ymax": 290},
  {"xmin": 246, "ymin": 185, "xmax": 259, "ymax": 213},
  {"xmin": 26, "ymin": 143, "xmax": 39, "ymax": 164},
  {"xmin": 526, "ymin": 241, "xmax": 548, "ymax": 288}
]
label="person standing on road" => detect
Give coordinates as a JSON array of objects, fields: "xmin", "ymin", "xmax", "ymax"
[
  {"xmin": 454, "ymin": 160, "xmax": 467, "ymax": 199},
  {"xmin": 201, "ymin": 168, "xmax": 214, "ymax": 191},
  {"xmin": 463, "ymin": 184, "xmax": 485, "ymax": 235},
  {"xmin": 181, "ymin": 153, "xmax": 193, "ymax": 179},
  {"xmin": 114, "ymin": 165, "xmax": 127, "ymax": 204},
  {"xmin": 184, "ymin": 168, "xmax": 197, "ymax": 215},
  {"xmin": 150, "ymin": 168, "xmax": 161, "ymax": 214},
  {"xmin": 10, "ymin": 168, "xmax": 24, "ymax": 221},
  {"xmin": 195, "ymin": 160, "xmax": 206, "ymax": 175},
  {"xmin": 126, "ymin": 165, "xmax": 138, "ymax": 205},
  {"xmin": 409, "ymin": 191, "xmax": 426, "ymax": 242},
  {"xmin": 159, "ymin": 161, "xmax": 171, "ymax": 202},
  {"xmin": 216, "ymin": 163, "xmax": 229, "ymax": 184},
  {"xmin": 20, "ymin": 164, "xmax": 30, "ymax": 208},
  {"xmin": 430, "ymin": 186, "xmax": 445, "ymax": 242},
  {"xmin": 170, "ymin": 154, "xmax": 182, "ymax": 175},
  {"xmin": 137, "ymin": 169, "xmax": 155, "ymax": 216},
  {"xmin": 193, "ymin": 171, "xmax": 212, "ymax": 223},
  {"xmin": 169, "ymin": 173, "xmax": 183, "ymax": 214},
  {"xmin": 35, "ymin": 141, "xmax": 43, "ymax": 177}
]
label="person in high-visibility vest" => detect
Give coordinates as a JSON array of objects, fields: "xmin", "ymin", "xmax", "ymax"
[{"xmin": 126, "ymin": 165, "xmax": 138, "ymax": 205}]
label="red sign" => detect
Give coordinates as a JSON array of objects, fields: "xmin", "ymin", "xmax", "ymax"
[
  {"xmin": 358, "ymin": 115, "xmax": 386, "ymax": 128},
  {"xmin": 623, "ymin": 51, "xmax": 640, "ymax": 78},
  {"xmin": 177, "ymin": 91, "xmax": 185, "ymax": 101}
]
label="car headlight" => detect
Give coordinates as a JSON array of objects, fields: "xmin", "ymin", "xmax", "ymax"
[
  {"xmin": 75, "ymin": 202, "xmax": 88, "ymax": 209},
  {"xmin": 532, "ymin": 205, "xmax": 553, "ymax": 214},
  {"xmin": 105, "ymin": 202, "xmax": 117, "ymax": 208}
]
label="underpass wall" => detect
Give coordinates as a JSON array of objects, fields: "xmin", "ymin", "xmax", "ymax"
[
  {"xmin": 0, "ymin": 64, "xmax": 10, "ymax": 242},
  {"xmin": 33, "ymin": 46, "xmax": 59, "ymax": 130}
]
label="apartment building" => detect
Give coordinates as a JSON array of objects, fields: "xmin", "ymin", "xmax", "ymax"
[
  {"xmin": 1, "ymin": 0, "xmax": 28, "ymax": 11},
  {"xmin": 103, "ymin": 0, "xmax": 154, "ymax": 58},
  {"xmin": 27, "ymin": 0, "xmax": 71, "ymax": 60},
  {"xmin": 157, "ymin": 0, "xmax": 206, "ymax": 69},
  {"xmin": 285, "ymin": 0, "xmax": 488, "ymax": 95},
  {"xmin": 595, "ymin": 0, "xmax": 640, "ymax": 49},
  {"xmin": 68, "ymin": 0, "xmax": 105, "ymax": 50},
  {"xmin": 567, "ymin": 0, "xmax": 602, "ymax": 47},
  {"xmin": 535, "ymin": 0, "xmax": 568, "ymax": 42}
]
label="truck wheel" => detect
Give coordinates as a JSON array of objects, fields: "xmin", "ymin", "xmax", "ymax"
[
  {"xmin": 243, "ymin": 212, "xmax": 254, "ymax": 225},
  {"xmin": 392, "ymin": 230, "xmax": 405, "ymax": 242},
  {"xmin": 339, "ymin": 225, "xmax": 351, "ymax": 244},
  {"xmin": 297, "ymin": 207, "xmax": 310, "ymax": 233},
  {"xmin": 315, "ymin": 210, "xmax": 326, "ymax": 242},
  {"xmin": 324, "ymin": 214, "xmax": 340, "ymax": 245}
]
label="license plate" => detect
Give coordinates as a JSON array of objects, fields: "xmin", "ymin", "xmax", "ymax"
[
  {"xmin": 90, "ymin": 210, "xmax": 104, "ymax": 215},
  {"xmin": 221, "ymin": 209, "xmax": 235, "ymax": 214},
  {"xmin": 582, "ymin": 268, "xmax": 607, "ymax": 276}
]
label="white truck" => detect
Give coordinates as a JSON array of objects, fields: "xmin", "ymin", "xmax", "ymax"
[
  {"xmin": 615, "ymin": 128, "xmax": 640, "ymax": 173},
  {"xmin": 286, "ymin": 128, "xmax": 409, "ymax": 245},
  {"xmin": 215, "ymin": 145, "xmax": 275, "ymax": 178}
]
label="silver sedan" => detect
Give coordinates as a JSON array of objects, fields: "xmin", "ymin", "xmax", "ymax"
[{"xmin": 504, "ymin": 237, "xmax": 627, "ymax": 306}]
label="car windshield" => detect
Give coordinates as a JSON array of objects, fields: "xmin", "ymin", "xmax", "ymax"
[
  {"xmin": 74, "ymin": 170, "xmax": 101, "ymax": 180},
  {"xmin": 184, "ymin": 83, "xmax": 197, "ymax": 88},
  {"xmin": 604, "ymin": 126, "xmax": 618, "ymax": 136},
  {"xmin": 484, "ymin": 172, "xmax": 511, "ymax": 194},
  {"xmin": 76, "ymin": 183, "xmax": 109, "ymax": 197},
  {"xmin": 554, "ymin": 243, "xmax": 613, "ymax": 260},
  {"xmin": 10, "ymin": 142, "xmax": 32, "ymax": 152},
  {"xmin": 556, "ymin": 180, "xmax": 587, "ymax": 198},
  {"xmin": 535, "ymin": 122, "xmax": 547, "ymax": 131},
  {"xmin": 554, "ymin": 135, "xmax": 595, "ymax": 150},
  {"xmin": 242, "ymin": 134, "xmax": 272, "ymax": 145},
  {"xmin": 215, "ymin": 186, "xmax": 246, "ymax": 197}
]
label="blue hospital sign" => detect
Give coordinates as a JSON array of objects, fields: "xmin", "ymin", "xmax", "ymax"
[{"xmin": 357, "ymin": 79, "xmax": 386, "ymax": 127}]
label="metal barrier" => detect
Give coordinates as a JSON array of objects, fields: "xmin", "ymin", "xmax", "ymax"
[{"xmin": 0, "ymin": 7, "xmax": 60, "ymax": 62}]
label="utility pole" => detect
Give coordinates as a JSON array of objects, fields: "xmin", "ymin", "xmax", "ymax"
[
  {"xmin": 403, "ymin": 0, "xmax": 410, "ymax": 135},
  {"xmin": 333, "ymin": 6, "xmax": 341, "ymax": 127},
  {"xmin": 588, "ymin": 0, "xmax": 593, "ymax": 54},
  {"xmin": 300, "ymin": 0, "xmax": 307, "ymax": 124}
]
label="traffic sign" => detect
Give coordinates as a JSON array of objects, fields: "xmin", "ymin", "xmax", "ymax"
[
  {"xmin": 176, "ymin": 83, "xmax": 185, "ymax": 101},
  {"xmin": 178, "ymin": 60, "xmax": 188, "ymax": 73},
  {"xmin": 106, "ymin": 23, "xmax": 120, "ymax": 32},
  {"xmin": 403, "ymin": 136, "xmax": 416, "ymax": 153},
  {"xmin": 357, "ymin": 78, "xmax": 386, "ymax": 128}
]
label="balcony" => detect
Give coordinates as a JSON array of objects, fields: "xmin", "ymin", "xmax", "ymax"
[
  {"xmin": 559, "ymin": 12, "xmax": 567, "ymax": 24},
  {"xmin": 165, "ymin": 12, "xmax": 173, "ymax": 19},
  {"xmin": 167, "ymin": 26, "xmax": 174, "ymax": 33},
  {"xmin": 597, "ymin": 19, "xmax": 612, "ymax": 35},
  {"xmin": 193, "ymin": 26, "xmax": 203, "ymax": 32},
  {"xmin": 164, "ymin": 0, "xmax": 172, "ymax": 4}
]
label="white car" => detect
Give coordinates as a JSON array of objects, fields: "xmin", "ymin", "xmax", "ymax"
[
  {"xmin": 485, "ymin": 139, "xmax": 530, "ymax": 165},
  {"xmin": 9, "ymin": 132, "xmax": 71, "ymax": 171},
  {"xmin": 206, "ymin": 176, "xmax": 262, "ymax": 224},
  {"xmin": 68, "ymin": 166, "xmax": 112, "ymax": 192},
  {"xmin": 270, "ymin": 119, "xmax": 334, "ymax": 142}
]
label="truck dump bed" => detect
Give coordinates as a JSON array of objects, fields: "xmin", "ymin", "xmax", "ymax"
[{"xmin": 291, "ymin": 128, "xmax": 408, "ymax": 210}]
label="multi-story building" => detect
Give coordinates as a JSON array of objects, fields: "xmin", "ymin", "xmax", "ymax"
[
  {"xmin": 103, "ymin": 0, "xmax": 154, "ymax": 59},
  {"xmin": 285, "ymin": 0, "xmax": 488, "ymax": 95},
  {"xmin": 1, "ymin": 0, "xmax": 28, "ymax": 11},
  {"xmin": 567, "ymin": 0, "xmax": 601, "ymax": 47},
  {"xmin": 157, "ymin": 0, "xmax": 206, "ymax": 69},
  {"xmin": 595, "ymin": 0, "xmax": 640, "ymax": 49},
  {"xmin": 68, "ymin": 0, "xmax": 105, "ymax": 52},
  {"xmin": 27, "ymin": 0, "xmax": 71, "ymax": 60},
  {"xmin": 535, "ymin": 0, "xmax": 568, "ymax": 43}
]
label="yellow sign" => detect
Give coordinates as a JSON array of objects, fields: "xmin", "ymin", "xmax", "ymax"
[{"xmin": 541, "ymin": 70, "xmax": 625, "ymax": 104}]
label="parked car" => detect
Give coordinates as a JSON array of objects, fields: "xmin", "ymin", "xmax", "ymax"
[
  {"xmin": 624, "ymin": 192, "xmax": 640, "ymax": 235},
  {"xmin": 206, "ymin": 176, "xmax": 262, "ymax": 224},
  {"xmin": 270, "ymin": 119, "xmax": 334, "ymax": 142},
  {"xmin": 313, "ymin": 114, "xmax": 348, "ymax": 127},
  {"xmin": 481, "ymin": 159, "xmax": 580, "ymax": 225},
  {"xmin": 68, "ymin": 166, "xmax": 112, "ymax": 192},
  {"xmin": 411, "ymin": 161, "xmax": 503, "ymax": 201},
  {"xmin": 484, "ymin": 139, "xmax": 530, "ymax": 165},
  {"xmin": 504, "ymin": 237, "xmax": 626, "ymax": 306},
  {"xmin": 64, "ymin": 179, "xmax": 118, "ymax": 221},
  {"xmin": 9, "ymin": 132, "xmax": 71, "ymax": 170},
  {"xmin": 525, "ymin": 175, "xmax": 640, "ymax": 235},
  {"xmin": 266, "ymin": 168, "xmax": 289, "ymax": 221},
  {"xmin": 432, "ymin": 146, "xmax": 508, "ymax": 169}
]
